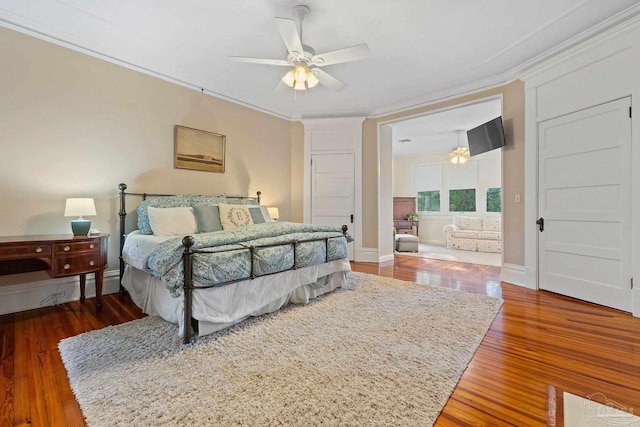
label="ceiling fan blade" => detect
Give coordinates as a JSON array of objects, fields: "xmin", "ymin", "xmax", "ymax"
[
  {"xmin": 274, "ymin": 17, "xmax": 304, "ymax": 58},
  {"xmin": 229, "ymin": 56, "xmax": 290, "ymax": 66},
  {"xmin": 314, "ymin": 68, "xmax": 347, "ymax": 91},
  {"xmin": 312, "ymin": 44, "xmax": 370, "ymax": 67},
  {"xmin": 273, "ymin": 79, "xmax": 289, "ymax": 92}
]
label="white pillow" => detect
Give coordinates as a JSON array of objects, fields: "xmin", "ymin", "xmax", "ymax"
[
  {"xmin": 147, "ymin": 206, "xmax": 198, "ymax": 236},
  {"xmin": 218, "ymin": 203, "xmax": 254, "ymax": 229},
  {"xmin": 247, "ymin": 205, "xmax": 273, "ymax": 223}
]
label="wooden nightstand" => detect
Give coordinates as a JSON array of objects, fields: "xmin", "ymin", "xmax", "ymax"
[
  {"xmin": 0, "ymin": 233, "xmax": 109, "ymax": 310},
  {"xmin": 393, "ymin": 220, "xmax": 419, "ymax": 236}
]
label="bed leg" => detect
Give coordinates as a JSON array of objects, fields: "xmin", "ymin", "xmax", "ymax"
[{"xmin": 182, "ymin": 236, "xmax": 195, "ymax": 344}]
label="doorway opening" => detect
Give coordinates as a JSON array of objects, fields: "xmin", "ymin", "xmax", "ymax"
[{"xmin": 381, "ymin": 97, "xmax": 504, "ymax": 266}]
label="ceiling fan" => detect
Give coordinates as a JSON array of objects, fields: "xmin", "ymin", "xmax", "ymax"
[
  {"xmin": 229, "ymin": 4, "xmax": 370, "ymax": 91},
  {"xmin": 450, "ymin": 130, "xmax": 470, "ymax": 164}
]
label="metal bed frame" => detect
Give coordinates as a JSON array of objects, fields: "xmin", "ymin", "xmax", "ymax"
[{"xmin": 117, "ymin": 183, "xmax": 348, "ymax": 343}]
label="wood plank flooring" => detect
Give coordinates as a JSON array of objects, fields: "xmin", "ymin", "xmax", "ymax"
[{"xmin": 1, "ymin": 257, "xmax": 639, "ymax": 426}]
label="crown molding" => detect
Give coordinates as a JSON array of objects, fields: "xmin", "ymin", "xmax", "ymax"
[
  {"xmin": 0, "ymin": 17, "xmax": 293, "ymax": 121},
  {"xmin": 367, "ymin": 75, "xmax": 511, "ymax": 119},
  {"xmin": 2, "ymin": 3, "xmax": 640, "ymax": 122},
  {"xmin": 515, "ymin": 5, "xmax": 640, "ymax": 83},
  {"xmin": 369, "ymin": 4, "xmax": 640, "ymax": 120}
]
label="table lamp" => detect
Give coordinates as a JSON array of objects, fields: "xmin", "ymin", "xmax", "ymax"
[
  {"xmin": 267, "ymin": 207, "xmax": 280, "ymax": 221},
  {"xmin": 64, "ymin": 198, "xmax": 96, "ymax": 236}
]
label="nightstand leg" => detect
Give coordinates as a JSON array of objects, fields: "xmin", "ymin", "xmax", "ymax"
[
  {"xmin": 94, "ymin": 270, "xmax": 103, "ymax": 311},
  {"xmin": 79, "ymin": 274, "xmax": 86, "ymax": 304}
]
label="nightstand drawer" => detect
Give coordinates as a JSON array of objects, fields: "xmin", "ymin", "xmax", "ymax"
[
  {"xmin": 54, "ymin": 241, "xmax": 100, "ymax": 254},
  {"xmin": 0, "ymin": 243, "xmax": 52, "ymax": 260},
  {"xmin": 397, "ymin": 229, "xmax": 415, "ymax": 235},
  {"xmin": 54, "ymin": 254, "xmax": 101, "ymax": 276}
]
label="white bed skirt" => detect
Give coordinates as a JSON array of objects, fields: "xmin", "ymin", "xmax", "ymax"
[{"xmin": 122, "ymin": 259, "xmax": 351, "ymax": 337}]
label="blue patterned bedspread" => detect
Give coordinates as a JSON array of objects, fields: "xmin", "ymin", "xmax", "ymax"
[{"xmin": 145, "ymin": 222, "xmax": 350, "ymax": 297}]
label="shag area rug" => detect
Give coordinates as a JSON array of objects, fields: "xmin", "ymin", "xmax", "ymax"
[
  {"xmin": 396, "ymin": 243, "xmax": 501, "ymax": 267},
  {"xmin": 59, "ymin": 272, "xmax": 503, "ymax": 426}
]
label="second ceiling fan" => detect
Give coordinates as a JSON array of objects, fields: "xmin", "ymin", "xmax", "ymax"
[{"xmin": 229, "ymin": 5, "xmax": 370, "ymax": 91}]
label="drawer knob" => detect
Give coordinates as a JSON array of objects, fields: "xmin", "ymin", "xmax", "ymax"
[
  {"xmin": 89, "ymin": 244, "xmax": 95, "ymax": 249},
  {"xmin": 64, "ymin": 264, "xmax": 70, "ymax": 270},
  {"xmin": 35, "ymin": 247, "xmax": 43, "ymax": 253},
  {"xmin": 64, "ymin": 246, "xmax": 70, "ymax": 252},
  {"xmin": 89, "ymin": 260, "xmax": 95, "ymax": 266}
]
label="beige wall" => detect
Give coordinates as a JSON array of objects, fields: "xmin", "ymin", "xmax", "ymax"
[
  {"xmin": 289, "ymin": 121, "xmax": 305, "ymax": 223},
  {"xmin": 0, "ymin": 24, "xmax": 526, "ymax": 281},
  {"xmin": 363, "ymin": 81, "xmax": 525, "ymax": 265},
  {"xmin": 0, "ymin": 27, "xmax": 298, "ymax": 280},
  {"xmin": 501, "ymin": 81, "xmax": 525, "ymax": 266}
]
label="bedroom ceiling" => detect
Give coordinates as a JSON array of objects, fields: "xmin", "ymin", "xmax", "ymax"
[{"xmin": 0, "ymin": 1, "xmax": 638, "ymax": 120}]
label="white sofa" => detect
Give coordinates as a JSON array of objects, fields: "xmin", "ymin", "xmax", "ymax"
[{"xmin": 443, "ymin": 216, "xmax": 501, "ymax": 253}]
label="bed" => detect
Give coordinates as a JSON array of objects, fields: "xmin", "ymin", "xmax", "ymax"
[{"xmin": 117, "ymin": 183, "xmax": 351, "ymax": 343}]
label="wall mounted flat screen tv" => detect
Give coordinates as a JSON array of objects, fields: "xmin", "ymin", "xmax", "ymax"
[{"xmin": 466, "ymin": 116, "xmax": 506, "ymax": 156}]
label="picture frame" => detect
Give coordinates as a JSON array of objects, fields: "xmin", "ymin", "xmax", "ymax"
[{"xmin": 174, "ymin": 125, "xmax": 226, "ymax": 173}]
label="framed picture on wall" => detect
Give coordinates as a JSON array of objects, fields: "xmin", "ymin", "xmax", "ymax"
[{"xmin": 174, "ymin": 125, "xmax": 226, "ymax": 173}]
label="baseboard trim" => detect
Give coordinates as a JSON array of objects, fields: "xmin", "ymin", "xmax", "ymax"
[
  {"xmin": 378, "ymin": 254, "xmax": 394, "ymax": 263},
  {"xmin": 0, "ymin": 269, "xmax": 121, "ymax": 315},
  {"xmin": 424, "ymin": 239, "xmax": 446, "ymax": 246},
  {"xmin": 359, "ymin": 248, "xmax": 380, "ymax": 263},
  {"xmin": 501, "ymin": 263, "xmax": 531, "ymax": 288}
]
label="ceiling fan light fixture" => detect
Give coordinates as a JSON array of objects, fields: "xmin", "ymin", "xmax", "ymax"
[
  {"xmin": 282, "ymin": 64, "xmax": 318, "ymax": 90},
  {"xmin": 294, "ymin": 65, "xmax": 308, "ymax": 81},
  {"xmin": 306, "ymin": 71, "xmax": 320, "ymax": 88},
  {"xmin": 450, "ymin": 130, "xmax": 470, "ymax": 165},
  {"xmin": 282, "ymin": 69, "xmax": 295, "ymax": 87}
]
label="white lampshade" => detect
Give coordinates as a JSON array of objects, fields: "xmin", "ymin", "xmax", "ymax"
[
  {"xmin": 64, "ymin": 198, "xmax": 96, "ymax": 217},
  {"xmin": 282, "ymin": 69, "xmax": 295, "ymax": 87},
  {"xmin": 294, "ymin": 65, "xmax": 307, "ymax": 81},
  {"xmin": 306, "ymin": 71, "xmax": 320, "ymax": 88},
  {"xmin": 267, "ymin": 207, "xmax": 280, "ymax": 221}
]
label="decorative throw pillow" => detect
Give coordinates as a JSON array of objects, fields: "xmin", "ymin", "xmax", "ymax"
[
  {"xmin": 218, "ymin": 203, "xmax": 254, "ymax": 229},
  {"xmin": 147, "ymin": 206, "xmax": 198, "ymax": 236},
  {"xmin": 190, "ymin": 194, "xmax": 227, "ymax": 207},
  {"xmin": 193, "ymin": 205, "xmax": 223, "ymax": 233},
  {"xmin": 136, "ymin": 195, "xmax": 192, "ymax": 235},
  {"xmin": 226, "ymin": 197, "xmax": 260, "ymax": 206},
  {"xmin": 247, "ymin": 206, "xmax": 273, "ymax": 224}
]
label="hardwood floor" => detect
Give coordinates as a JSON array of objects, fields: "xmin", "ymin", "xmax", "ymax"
[{"xmin": 1, "ymin": 257, "xmax": 639, "ymax": 426}]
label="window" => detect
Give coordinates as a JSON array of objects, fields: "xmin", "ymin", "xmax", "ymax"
[
  {"xmin": 417, "ymin": 191, "xmax": 440, "ymax": 211},
  {"xmin": 487, "ymin": 188, "xmax": 502, "ymax": 212},
  {"xmin": 414, "ymin": 164, "xmax": 442, "ymax": 212},
  {"xmin": 449, "ymin": 189, "xmax": 476, "ymax": 212}
]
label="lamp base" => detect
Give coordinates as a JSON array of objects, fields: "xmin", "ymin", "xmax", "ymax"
[{"xmin": 70, "ymin": 220, "xmax": 91, "ymax": 236}]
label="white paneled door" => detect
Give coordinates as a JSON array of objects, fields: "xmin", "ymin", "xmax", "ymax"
[
  {"xmin": 311, "ymin": 153, "xmax": 355, "ymax": 260},
  {"xmin": 538, "ymin": 97, "xmax": 632, "ymax": 311}
]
